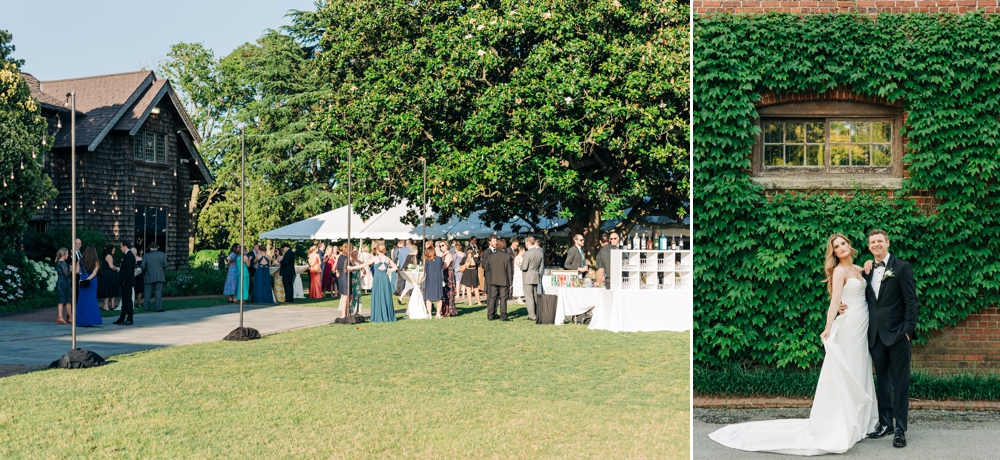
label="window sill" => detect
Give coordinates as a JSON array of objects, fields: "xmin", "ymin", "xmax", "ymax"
[
  {"xmin": 750, "ymin": 176, "xmax": 905, "ymax": 190},
  {"xmin": 134, "ymin": 160, "xmax": 169, "ymax": 168}
]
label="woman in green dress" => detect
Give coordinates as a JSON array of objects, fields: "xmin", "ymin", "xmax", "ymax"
[{"xmin": 349, "ymin": 249, "xmax": 363, "ymax": 315}]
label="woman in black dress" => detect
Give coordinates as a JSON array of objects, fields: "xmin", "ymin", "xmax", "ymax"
[
  {"xmin": 97, "ymin": 244, "xmax": 121, "ymax": 311},
  {"xmin": 459, "ymin": 242, "xmax": 482, "ymax": 305},
  {"xmin": 54, "ymin": 248, "xmax": 73, "ymax": 324},
  {"xmin": 133, "ymin": 248, "xmax": 145, "ymax": 309},
  {"xmin": 424, "ymin": 244, "xmax": 444, "ymax": 318}
]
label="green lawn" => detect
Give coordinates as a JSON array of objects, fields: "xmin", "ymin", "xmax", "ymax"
[
  {"xmin": 100, "ymin": 292, "xmax": 372, "ymax": 317},
  {"xmin": 0, "ymin": 304, "xmax": 690, "ymax": 459}
]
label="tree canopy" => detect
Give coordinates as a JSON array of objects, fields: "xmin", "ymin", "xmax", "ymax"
[
  {"xmin": 163, "ymin": 0, "xmax": 689, "ymax": 250},
  {"xmin": 0, "ymin": 30, "xmax": 55, "ymax": 249}
]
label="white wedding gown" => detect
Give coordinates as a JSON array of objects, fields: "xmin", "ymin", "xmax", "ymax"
[{"xmin": 709, "ymin": 278, "xmax": 879, "ymax": 456}]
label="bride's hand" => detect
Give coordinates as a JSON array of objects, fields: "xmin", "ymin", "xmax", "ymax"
[
  {"xmin": 863, "ymin": 260, "xmax": 873, "ymax": 274},
  {"xmin": 820, "ymin": 328, "xmax": 831, "ymax": 343}
]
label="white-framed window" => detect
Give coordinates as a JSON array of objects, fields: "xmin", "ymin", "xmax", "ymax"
[{"xmin": 133, "ymin": 130, "xmax": 167, "ymax": 164}]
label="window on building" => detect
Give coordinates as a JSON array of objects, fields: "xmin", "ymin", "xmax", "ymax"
[
  {"xmin": 134, "ymin": 206, "xmax": 167, "ymax": 255},
  {"xmin": 133, "ymin": 130, "xmax": 167, "ymax": 164},
  {"xmin": 752, "ymin": 101, "xmax": 904, "ymax": 189},
  {"xmin": 27, "ymin": 220, "xmax": 49, "ymax": 233}
]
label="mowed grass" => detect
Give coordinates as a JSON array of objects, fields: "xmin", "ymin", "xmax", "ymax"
[{"xmin": 0, "ymin": 304, "xmax": 690, "ymax": 459}]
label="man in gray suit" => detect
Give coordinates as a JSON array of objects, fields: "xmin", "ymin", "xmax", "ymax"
[
  {"xmin": 140, "ymin": 242, "xmax": 168, "ymax": 312},
  {"xmin": 521, "ymin": 236, "xmax": 544, "ymax": 321}
]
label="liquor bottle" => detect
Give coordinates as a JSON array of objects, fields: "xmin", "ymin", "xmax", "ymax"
[
  {"xmin": 659, "ymin": 232, "xmax": 667, "ymax": 251},
  {"xmin": 626, "ymin": 232, "xmax": 632, "ymax": 250},
  {"xmin": 632, "ymin": 232, "xmax": 640, "ymax": 251},
  {"xmin": 645, "ymin": 233, "xmax": 653, "ymax": 250},
  {"xmin": 671, "ymin": 234, "xmax": 678, "ymax": 250}
]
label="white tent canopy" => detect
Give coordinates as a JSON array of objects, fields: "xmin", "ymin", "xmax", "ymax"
[{"xmin": 259, "ymin": 202, "xmax": 688, "ymax": 241}]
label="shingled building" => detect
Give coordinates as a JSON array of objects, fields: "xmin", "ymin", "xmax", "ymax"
[{"xmin": 25, "ymin": 71, "xmax": 212, "ymax": 269}]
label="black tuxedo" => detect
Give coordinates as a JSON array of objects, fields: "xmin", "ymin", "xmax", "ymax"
[
  {"xmin": 483, "ymin": 247, "xmax": 512, "ymax": 320},
  {"xmin": 863, "ymin": 254, "xmax": 919, "ymax": 432},
  {"xmin": 279, "ymin": 249, "xmax": 296, "ymax": 303},
  {"xmin": 116, "ymin": 250, "xmax": 136, "ymax": 323}
]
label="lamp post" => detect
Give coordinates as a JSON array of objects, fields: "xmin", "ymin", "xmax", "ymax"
[
  {"xmin": 239, "ymin": 126, "xmax": 245, "ymax": 327},
  {"xmin": 67, "ymin": 92, "xmax": 77, "ymax": 350},
  {"xmin": 421, "ymin": 157, "xmax": 426, "ymax": 254},
  {"xmin": 347, "ymin": 148, "xmax": 352, "ymax": 261}
]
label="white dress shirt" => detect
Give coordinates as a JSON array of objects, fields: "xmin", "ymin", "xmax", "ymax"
[{"xmin": 871, "ymin": 253, "xmax": 891, "ymax": 298}]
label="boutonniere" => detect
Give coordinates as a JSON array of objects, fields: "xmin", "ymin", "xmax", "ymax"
[{"xmin": 883, "ymin": 269, "xmax": 895, "ymax": 279}]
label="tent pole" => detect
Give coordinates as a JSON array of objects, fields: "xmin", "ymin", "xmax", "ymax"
[{"xmin": 239, "ymin": 126, "xmax": 245, "ymax": 328}]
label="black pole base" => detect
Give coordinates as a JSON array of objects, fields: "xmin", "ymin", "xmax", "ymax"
[
  {"xmin": 223, "ymin": 327, "xmax": 261, "ymax": 341},
  {"xmin": 49, "ymin": 348, "xmax": 107, "ymax": 369}
]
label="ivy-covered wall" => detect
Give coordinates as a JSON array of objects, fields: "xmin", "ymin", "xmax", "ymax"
[{"xmin": 694, "ymin": 12, "xmax": 1000, "ymax": 369}]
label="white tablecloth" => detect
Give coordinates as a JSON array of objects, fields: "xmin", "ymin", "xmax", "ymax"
[
  {"xmin": 269, "ymin": 265, "xmax": 308, "ymax": 300},
  {"xmin": 551, "ymin": 287, "xmax": 615, "ymax": 325},
  {"xmin": 588, "ymin": 289, "xmax": 692, "ymax": 332},
  {"xmin": 400, "ymin": 270, "xmax": 428, "ymax": 319}
]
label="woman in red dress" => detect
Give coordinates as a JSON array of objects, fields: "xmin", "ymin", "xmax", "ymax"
[
  {"xmin": 308, "ymin": 245, "xmax": 323, "ymax": 299},
  {"xmin": 322, "ymin": 247, "xmax": 335, "ymax": 296}
]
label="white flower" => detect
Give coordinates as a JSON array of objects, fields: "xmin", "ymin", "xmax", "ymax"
[
  {"xmin": 469, "ymin": 18, "xmax": 476, "ymax": 24},
  {"xmin": 490, "ymin": 19, "xmax": 497, "ymax": 25},
  {"xmin": 542, "ymin": 12, "xmax": 552, "ymax": 19},
  {"xmin": 612, "ymin": 0, "xmax": 621, "ymax": 7},
  {"xmin": 465, "ymin": 34, "xmax": 472, "ymax": 39},
  {"xmin": 477, "ymin": 49, "xmax": 486, "ymax": 56},
  {"xmin": 477, "ymin": 24, "xmax": 484, "ymax": 30},
  {"xmin": 564, "ymin": 97, "xmax": 573, "ymax": 103}
]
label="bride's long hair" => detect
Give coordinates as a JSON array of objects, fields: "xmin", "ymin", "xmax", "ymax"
[{"xmin": 824, "ymin": 233, "xmax": 858, "ymax": 294}]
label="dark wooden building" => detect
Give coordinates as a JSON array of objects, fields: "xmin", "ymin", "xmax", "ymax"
[{"xmin": 25, "ymin": 71, "xmax": 212, "ymax": 269}]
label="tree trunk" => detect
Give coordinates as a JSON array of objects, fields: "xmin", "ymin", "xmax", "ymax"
[{"xmin": 188, "ymin": 184, "xmax": 200, "ymax": 254}]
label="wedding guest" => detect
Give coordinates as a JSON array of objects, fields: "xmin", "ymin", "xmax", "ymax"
[
  {"xmin": 246, "ymin": 243, "xmax": 258, "ymax": 296},
  {"xmin": 223, "ymin": 244, "xmax": 241, "ymax": 303},
  {"xmin": 350, "ymin": 243, "xmax": 398, "ymax": 322},
  {"xmin": 97, "ymin": 244, "xmax": 121, "ymax": 311},
  {"xmin": 318, "ymin": 242, "xmax": 326, "ymax": 261},
  {"xmin": 336, "ymin": 244, "xmax": 351, "ymax": 316},
  {"xmin": 439, "ymin": 241, "xmax": 457, "ymax": 317},
  {"xmin": 54, "ymin": 248, "xmax": 72, "ymax": 324},
  {"xmin": 133, "ymin": 248, "xmax": 144, "ymax": 309},
  {"xmin": 459, "ymin": 242, "xmax": 482, "ymax": 305},
  {"xmin": 483, "ymin": 237, "xmax": 512, "ymax": 321},
  {"xmin": 308, "ymin": 245, "xmax": 323, "ymax": 299},
  {"xmin": 277, "ymin": 243, "xmax": 296, "ymax": 304},
  {"xmin": 512, "ymin": 246, "xmax": 525, "ymax": 304},
  {"xmin": 393, "ymin": 240, "xmax": 410, "ymax": 295},
  {"xmin": 217, "ymin": 250, "xmax": 226, "ymax": 271},
  {"xmin": 521, "ymin": 237, "xmax": 544, "ymax": 321},
  {"xmin": 595, "ymin": 232, "xmax": 619, "ymax": 289},
  {"xmin": 252, "ymin": 248, "xmax": 275, "ymax": 304},
  {"xmin": 424, "ymin": 244, "xmax": 444, "ymax": 318},
  {"xmin": 113, "ymin": 242, "xmax": 136, "ymax": 325},
  {"xmin": 141, "ymin": 242, "xmax": 168, "ymax": 312},
  {"xmin": 359, "ymin": 244, "xmax": 374, "ymax": 292},
  {"xmin": 349, "ymin": 249, "xmax": 363, "ymax": 315},
  {"xmin": 452, "ymin": 241, "xmax": 466, "ymax": 295},
  {"xmin": 75, "ymin": 245, "xmax": 102, "ymax": 327},
  {"xmin": 328, "ymin": 244, "xmax": 341, "ymax": 298},
  {"xmin": 322, "ymin": 248, "xmax": 335, "ymax": 296},
  {"xmin": 564, "ymin": 234, "xmax": 589, "ymax": 275}
]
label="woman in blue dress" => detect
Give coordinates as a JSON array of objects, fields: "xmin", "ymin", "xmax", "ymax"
[
  {"xmin": 223, "ymin": 244, "xmax": 241, "ymax": 302},
  {"xmin": 75, "ymin": 245, "xmax": 102, "ymax": 327},
  {"xmin": 234, "ymin": 247, "xmax": 250, "ymax": 301},
  {"xmin": 251, "ymin": 249, "xmax": 275, "ymax": 303},
  {"xmin": 423, "ymin": 243, "xmax": 444, "ymax": 318},
  {"xmin": 351, "ymin": 243, "xmax": 398, "ymax": 322}
]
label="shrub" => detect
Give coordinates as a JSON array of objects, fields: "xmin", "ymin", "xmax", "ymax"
[
  {"xmin": 163, "ymin": 267, "xmax": 229, "ymax": 297},
  {"xmin": 0, "ymin": 251, "xmax": 51, "ymax": 312},
  {"xmin": 189, "ymin": 249, "xmax": 226, "ymax": 269},
  {"xmin": 23, "ymin": 226, "xmax": 107, "ymax": 262}
]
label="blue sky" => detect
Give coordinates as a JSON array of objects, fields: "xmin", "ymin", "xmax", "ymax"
[{"xmin": 2, "ymin": 0, "xmax": 316, "ymax": 80}]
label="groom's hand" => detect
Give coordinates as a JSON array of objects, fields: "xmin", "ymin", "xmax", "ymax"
[{"xmin": 838, "ymin": 302, "xmax": 848, "ymax": 315}]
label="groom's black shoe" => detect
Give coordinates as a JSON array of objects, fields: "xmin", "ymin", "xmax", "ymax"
[
  {"xmin": 867, "ymin": 425, "xmax": 893, "ymax": 439},
  {"xmin": 892, "ymin": 428, "xmax": 906, "ymax": 448}
]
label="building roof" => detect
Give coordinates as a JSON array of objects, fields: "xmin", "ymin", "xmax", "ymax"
[{"xmin": 26, "ymin": 70, "xmax": 211, "ymax": 184}]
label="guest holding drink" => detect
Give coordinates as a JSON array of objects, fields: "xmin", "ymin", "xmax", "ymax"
[
  {"xmin": 75, "ymin": 245, "xmax": 102, "ymax": 327},
  {"xmin": 459, "ymin": 242, "xmax": 482, "ymax": 306},
  {"xmin": 223, "ymin": 244, "xmax": 241, "ymax": 303},
  {"xmin": 307, "ymin": 245, "xmax": 323, "ymax": 299},
  {"xmin": 54, "ymin": 248, "xmax": 72, "ymax": 324}
]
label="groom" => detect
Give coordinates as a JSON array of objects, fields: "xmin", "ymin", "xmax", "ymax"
[{"xmin": 844, "ymin": 229, "xmax": 919, "ymax": 448}]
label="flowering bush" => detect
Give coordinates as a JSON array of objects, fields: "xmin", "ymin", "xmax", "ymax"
[
  {"xmin": 27, "ymin": 259, "xmax": 57, "ymax": 292},
  {"xmin": 0, "ymin": 264, "xmax": 26, "ymax": 305},
  {"xmin": 0, "ymin": 251, "xmax": 49, "ymax": 310}
]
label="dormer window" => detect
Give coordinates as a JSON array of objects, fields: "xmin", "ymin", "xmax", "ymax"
[{"xmin": 134, "ymin": 130, "xmax": 167, "ymax": 164}]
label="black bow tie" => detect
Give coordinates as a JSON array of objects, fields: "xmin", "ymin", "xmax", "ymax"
[{"xmin": 874, "ymin": 261, "xmax": 886, "ymax": 268}]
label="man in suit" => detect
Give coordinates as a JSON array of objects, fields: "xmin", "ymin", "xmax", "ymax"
[
  {"xmin": 563, "ymin": 234, "xmax": 589, "ymax": 276},
  {"xmin": 113, "ymin": 242, "xmax": 136, "ymax": 325},
  {"xmin": 140, "ymin": 242, "xmax": 168, "ymax": 312},
  {"xmin": 842, "ymin": 229, "xmax": 919, "ymax": 448},
  {"xmin": 521, "ymin": 236, "xmax": 544, "ymax": 321},
  {"xmin": 278, "ymin": 243, "xmax": 296, "ymax": 303},
  {"xmin": 483, "ymin": 235, "xmax": 512, "ymax": 321},
  {"xmin": 595, "ymin": 232, "xmax": 620, "ymax": 289}
]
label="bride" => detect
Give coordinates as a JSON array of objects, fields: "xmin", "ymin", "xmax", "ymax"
[{"xmin": 709, "ymin": 233, "xmax": 879, "ymax": 455}]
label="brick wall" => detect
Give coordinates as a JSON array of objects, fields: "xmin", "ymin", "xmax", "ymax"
[
  {"xmin": 694, "ymin": 1, "xmax": 1000, "ymax": 14},
  {"xmin": 912, "ymin": 306, "xmax": 1000, "ymax": 374}
]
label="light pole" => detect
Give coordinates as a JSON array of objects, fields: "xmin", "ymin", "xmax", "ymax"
[
  {"xmin": 421, "ymin": 157, "xmax": 426, "ymax": 254},
  {"xmin": 347, "ymin": 148, "xmax": 352, "ymax": 262},
  {"xmin": 239, "ymin": 126, "xmax": 245, "ymax": 327},
  {"xmin": 67, "ymin": 92, "xmax": 77, "ymax": 350}
]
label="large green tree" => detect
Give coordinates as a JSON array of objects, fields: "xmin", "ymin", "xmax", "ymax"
[
  {"xmin": 164, "ymin": 0, "xmax": 689, "ymax": 251},
  {"xmin": 0, "ymin": 30, "xmax": 55, "ymax": 249}
]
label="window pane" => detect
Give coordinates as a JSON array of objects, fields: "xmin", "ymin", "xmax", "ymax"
[
  {"xmin": 831, "ymin": 145, "xmax": 850, "ymax": 166},
  {"xmin": 806, "ymin": 145, "xmax": 823, "ymax": 166},
  {"xmin": 144, "ymin": 132, "xmax": 156, "ymax": 162},
  {"xmin": 851, "ymin": 122, "xmax": 871, "ymax": 143},
  {"xmin": 785, "ymin": 122, "xmax": 804, "ymax": 143},
  {"xmin": 785, "ymin": 145, "xmax": 804, "ymax": 166},
  {"xmin": 830, "ymin": 122, "xmax": 850, "ymax": 143},
  {"xmin": 851, "ymin": 145, "xmax": 870, "ymax": 166},
  {"xmin": 872, "ymin": 144, "xmax": 891, "ymax": 166},
  {"xmin": 806, "ymin": 122, "xmax": 825, "ymax": 143},
  {"xmin": 133, "ymin": 135, "xmax": 143, "ymax": 160},
  {"xmin": 764, "ymin": 122, "xmax": 782, "ymax": 144},
  {"xmin": 156, "ymin": 134, "xmax": 166, "ymax": 163},
  {"xmin": 872, "ymin": 122, "xmax": 891, "ymax": 143},
  {"xmin": 765, "ymin": 145, "xmax": 783, "ymax": 166}
]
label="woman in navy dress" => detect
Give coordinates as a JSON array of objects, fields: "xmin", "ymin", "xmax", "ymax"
[
  {"xmin": 251, "ymin": 250, "xmax": 275, "ymax": 303},
  {"xmin": 438, "ymin": 241, "xmax": 457, "ymax": 317},
  {"xmin": 97, "ymin": 245, "xmax": 120, "ymax": 311},
  {"xmin": 423, "ymin": 244, "xmax": 444, "ymax": 318},
  {"xmin": 75, "ymin": 245, "xmax": 102, "ymax": 327}
]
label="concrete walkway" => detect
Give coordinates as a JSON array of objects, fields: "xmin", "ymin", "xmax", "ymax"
[
  {"xmin": 695, "ymin": 396, "xmax": 1000, "ymax": 411},
  {"xmin": 0, "ymin": 303, "xmax": 344, "ymax": 375}
]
